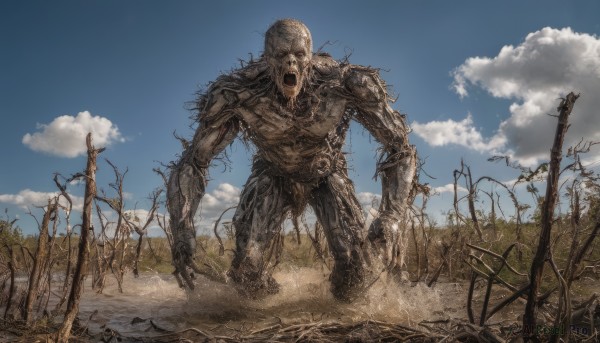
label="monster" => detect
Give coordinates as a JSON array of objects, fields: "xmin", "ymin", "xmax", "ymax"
[{"xmin": 167, "ymin": 19, "xmax": 417, "ymax": 301}]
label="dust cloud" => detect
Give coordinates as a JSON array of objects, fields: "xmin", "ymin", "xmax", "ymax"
[{"xmin": 78, "ymin": 268, "xmax": 463, "ymax": 336}]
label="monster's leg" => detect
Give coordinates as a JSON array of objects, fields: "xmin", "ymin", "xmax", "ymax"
[
  {"xmin": 227, "ymin": 164, "xmax": 290, "ymax": 298},
  {"xmin": 309, "ymin": 172, "xmax": 369, "ymax": 302}
]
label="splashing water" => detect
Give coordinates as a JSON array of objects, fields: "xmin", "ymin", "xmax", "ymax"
[{"xmin": 77, "ymin": 268, "xmax": 461, "ymax": 337}]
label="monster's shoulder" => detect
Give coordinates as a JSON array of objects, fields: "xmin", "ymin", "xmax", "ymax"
[
  {"xmin": 236, "ymin": 58, "xmax": 270, "ymax": 82},
  {"xmin": 196, "ymin": 60, "xmax": 268, "ymax": 115},
  {"xmin": 212, "ymin": 59, "xmax": 269, "ymax": 93},
  {"xmin": 312, "ymin": 52, "xmax": 340, "ymax": 76},
  {"xmin": 342, "ymin": 64, "xmax": 389, "ymax": 103}
]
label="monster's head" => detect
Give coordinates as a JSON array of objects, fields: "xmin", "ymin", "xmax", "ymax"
[{"xmin": 264, "ymin": 19, "xmax": 312, "ymax": 102}]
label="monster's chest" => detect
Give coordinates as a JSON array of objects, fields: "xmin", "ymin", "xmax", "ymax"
[{"xmin": 238, "ymin": 92, "xmax": 347, "ymax": 144}]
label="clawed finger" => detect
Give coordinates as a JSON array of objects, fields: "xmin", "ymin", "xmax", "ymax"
[
  {"xmin": 173, "ymin": 270, "xmax": 185, "ymax": 288},
  {"xmin": 181, "ymin": 268, "xmax": 195, "ymax": 289},
  {"xmin": 173, "ymin": 256, "xmax": 196, "ymax": 290}
]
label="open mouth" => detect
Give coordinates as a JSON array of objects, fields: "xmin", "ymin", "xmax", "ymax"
[{"xmin": 283, "ymin": 72, "xmax": 298, "ymax": 87}]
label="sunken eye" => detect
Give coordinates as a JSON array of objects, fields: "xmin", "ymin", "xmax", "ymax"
[{"xmin": 295, "ymin": 51, "xmax": 305, "ymax": 58}]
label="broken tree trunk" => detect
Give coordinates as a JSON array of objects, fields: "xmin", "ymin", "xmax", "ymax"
[
  {"xmin": 57, "ymin": 133, "xmax": 103, "ymax": 342},
  {"xmin": 24, "ymin": 198, "xmax": 57, "ymax": 323},
  {"xmin": 466, "ymin": 165, "xmax": 483, "ymax": 241},
  {"xmin": 523, "ymin": 92, "xmax": 579, "ymax": 340}
]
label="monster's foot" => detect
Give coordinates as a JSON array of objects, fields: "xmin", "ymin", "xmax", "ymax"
[
  {"xmin": 366, "ymin": 223, "xmax": 410, "ymax": 285},
  {"xmin": 227, "ymin": 268, "xmax": 280, "ymax": 300},
  {"xmin": 329, "ymin": 258, "xmax": 377, "ymax": 303}
]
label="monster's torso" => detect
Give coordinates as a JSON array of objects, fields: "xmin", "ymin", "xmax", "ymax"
[
  {"xmin": 201, "ymin": 54, "xmax": 364, "ymax": 182},
  {"xmin": 238, "ymin": 85, "xmax": 350, "ymax": 181}
]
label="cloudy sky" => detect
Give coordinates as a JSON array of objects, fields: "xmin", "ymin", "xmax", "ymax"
[{"xmin": 2, "ymin": 1, "xmax": 600, "ymax": 235}]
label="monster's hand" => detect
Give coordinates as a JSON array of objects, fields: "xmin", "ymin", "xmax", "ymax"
[
  {"xmin": 171, "ymin": 220, "xmax": 201, "ymax": 290},
  {"xmin": 166, "ymin": 161, "xmax": 204, "ymax": 290}
]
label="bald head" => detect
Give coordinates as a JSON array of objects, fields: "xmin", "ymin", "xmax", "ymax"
[
  {"xmin": 264, "ymin": 19, "xmax": 313, "ymax": 102},
  {"xmin": 265, "ymin": 19, "xmax": 312, "ymax": 58}
]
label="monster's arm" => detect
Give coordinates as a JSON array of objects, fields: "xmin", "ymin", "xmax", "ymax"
[
  {"xmin": 345, "ymin": 67, "xmax": 417, "ymax": 261},
  {"xmin": 167, "ymin": 85, "xmax": 240, "ymax": 288}
]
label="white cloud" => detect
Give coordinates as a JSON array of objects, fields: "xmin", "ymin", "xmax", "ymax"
[
  {"xmin": 195, "ymin": 183, "xmax": 241, "ymax": 230},
  {"xmin": 22, "ymin": 111, "xmax": 125, "ymax": 158},
  {"xmin": 432, "ymin": 184, "xmax": 468, "ymax": 194},
  {"xmin": 123, "ymin": 209, "xmax": 155, "ymax": 226},
  {"xmin": 68, "ymin": 178, "xmax": 85, "ymax": 186},
  {"xmin": 208, "ymin": 183, "xmax": 241, "ymax": 205},
  {"xmin": 356, "ymin": 191, "xmax": 382, "ymax": 209},
  {"xmin": 446, "ymin": 27, "xmax": 600, "ymax": 166},
  {"xmin": 0, "ymin": 189, "xmax": 83, "ymax": 212},
  {"xmin": 412, "ymin": 114, "xmax": 506, "ymax": 153},
  {"xmin": 200, "ymin": 183, "xmax": 240, "ymax": 212}
]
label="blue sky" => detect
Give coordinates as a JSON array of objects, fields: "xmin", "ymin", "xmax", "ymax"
[{"xmin": 2, "ymin": 1, "xmax": 600, "ymax": 235}]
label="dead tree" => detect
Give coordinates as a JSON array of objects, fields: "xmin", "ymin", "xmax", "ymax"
[
  {"xmin": 153, "ymin": 167, "xmax": 175, "ymax": 262},
  {"xmin": 3, "ymin": 243, "xmax": 17, "ymax": 319},
  {"xmin": 453, "ymin": 160, "xmax": 484, "ymax": 241},
  {"xmin": 23, "ymin": 198, "xmax": 58, "ymax": 323},
  {"xmin": 57, "ymin": 133, "xmax": 103, "ymax": 342},
  {"xmin": 125, "ymin": 188, "xmax": 162, "ymax": 277},
  {"xmin": 486, "ymin": 156, "xmax": 547, "ymax": 247},
  {"xmin": 52, "ymin": 174, "xmax": 76, "ymax": 312},
  {"xmin": 92, "ymin": 204, "xmax": 111, "ymax": 292},
  {"xmin": 411, "ymin": 191, "xmax": 433, "ymax": 282},
  {"xmin": 523, "ymin": 92, "xmax": 579, "ymax": 340},
  {"xmin": 465, "ymin": 243, "xmax": 528, "ymax": 325},
  {"xmin": 548, "ymin": 140, "xmax": 600, "ymax": 342},
  {"xmin": 40, "ymin": 202, "xmax": 61, "ymax": 315},
  {"xmin": 95, "ymin": 160, "xmax": 131, "ymax": 292},
  {"xmin": 430, "ymin": 160, "xmax": 484, "ymax": 286},
  {"xmin": 481, "ymin": 189, "xmax": 497, "ymax": 234}
]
